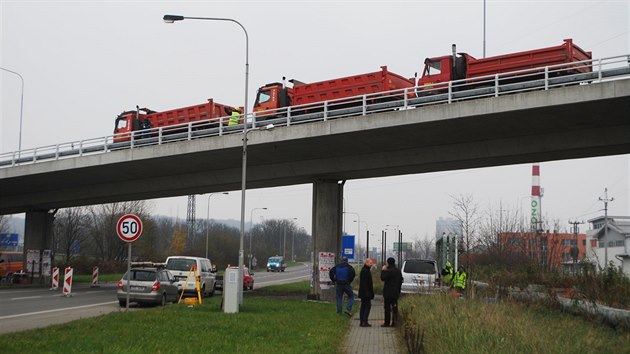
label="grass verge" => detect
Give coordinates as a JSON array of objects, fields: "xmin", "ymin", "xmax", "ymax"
[
  {"xmin": 399, "ymin": 294, "xmax": 630, "ymax": 354},
  {"xmin": 1, "ymin": 284, "xmax": 349, "ymax": 354}
]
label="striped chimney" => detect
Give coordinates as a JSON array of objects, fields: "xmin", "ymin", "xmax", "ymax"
[{"xmin": 531, "ymin": 163, "xmax": 541, "ymax": 231}]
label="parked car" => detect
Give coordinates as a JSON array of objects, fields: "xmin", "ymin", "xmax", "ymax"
[
  {"xmin": 117, "ymin": 264, "xmax": 178, "ymax": 307},
  {"xmin": 165, "ymin": 256, "xmax": 217, "ymax": 297},
  {"xmin": 243, "ymin": 267, "xmax": 254, "ymax": 290},
  {"xmin": 266, "ymin": 256, "xmax": 286, "ymax": 272},
  {"xmin": 400, "ymin": 259, "xmax": 439, "ymax": 294}
]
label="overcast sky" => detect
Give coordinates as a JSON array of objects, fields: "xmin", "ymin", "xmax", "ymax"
[{"xmin": 1, "ymin": 1, "xmax": 628, "ymax": 249}]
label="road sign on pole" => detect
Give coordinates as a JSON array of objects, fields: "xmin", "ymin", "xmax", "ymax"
[
  {"xmin": 116, "ymin": 214, "xmax": 143, "ymax": 242},
  {"xmin": 116, "ymin": 214, "xmax": 143, "ymax": 311}
]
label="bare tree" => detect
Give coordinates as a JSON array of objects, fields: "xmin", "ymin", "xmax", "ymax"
[
  {"xmin": 412, "ymin": 236, "xmax": 436, "ymax": 260},
  {"xmin": 448, "ymin": 194, "xmax": 480, "ymax": 268},
  {"xmin": 53, "ymin": 207, "xmax": 90, "ymax": 266},
  {"xmin": 87, "ymin": 201, "xmax": 150, "ymax": 261}
]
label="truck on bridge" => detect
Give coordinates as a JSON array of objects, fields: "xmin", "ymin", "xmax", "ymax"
[
  {"xmin": 418, "ymin": 38, "xmax": 592, "ymax": 90},
  {"xmin": 113, "ymin": 99, "xmax": 241, "ymax": 143}
]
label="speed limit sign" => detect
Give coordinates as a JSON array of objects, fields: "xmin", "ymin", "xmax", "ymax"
[{"xmin": 116, "ymin": 214, "xmax": 143, "ymax": 242}]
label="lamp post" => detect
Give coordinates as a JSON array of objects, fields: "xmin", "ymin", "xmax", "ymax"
[
  {"xmin": 206, "ymin": 192, "xmax": 229, "ymax": 259},
  {"xmin": 0, "ymin": 67, "xmax": 24, "ymax": 156},
  {"xmin": 353, "ymin": 219, "xmax": 368, "ymax": 261},
  {"xmin": 164, "ymin": 14, "xmax": 251, "ymax": 307},
  {"xmin": 386, "ymin": 224, "xmax": 399, "ymax": 263},
  {"xmin": 283, "ymin": 218, "xmax": 298, "ymax": 260},
  {"xmin": 249, "ymin": 207, "xmax": 267, "ymax": 269},
  {"xmin": 343, "ymin": 211, "xmax": 361, "ymax": 262}
]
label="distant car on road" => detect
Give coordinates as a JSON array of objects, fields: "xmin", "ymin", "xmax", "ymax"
[
  {"xmin": 267, "ymin": 256, "xmax": 286, "ymax": 272},
  {"xmin": 117, "ymin": 264, "xmax": 179, "ymax": 307},
  {"xmin": 400, "ymin": 259, "xmax": 439, "ymax": 294}
]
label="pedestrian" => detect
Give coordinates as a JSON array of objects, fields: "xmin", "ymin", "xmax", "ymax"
[
  {"xmin": 380, "ymin": 257, "xmax": 402, "ymax": 327},
  {"xmin": 229, "ymin": 107, "xmax": 241, "ymax": 126},
  {"xmin": 329, "ymin": 256, "xmax": 356, "ymax": 317},
  {"xmin": 358, "ymin": 258, "xmax": 374, "ymax": 327},
  {"xmin": 451, "ymin": 265, "xmax": 467, "ymax": 296},
  {"xmin": 441, "ymin": 260, "xmax": 454, "ymax": 286}
]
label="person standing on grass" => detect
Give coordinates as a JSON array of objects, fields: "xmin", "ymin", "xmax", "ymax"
[
  {"xmin": 329, "ymin": 256, "xmax": 356, "ymax": 317},
  {"xmin": 451, "ymin": 265, "xmax": 467, "ymax": 296},
  {"xmin": 380, "ymin": 257, "xmax": 402, "ymax": 327},
  {"xmin": 358, "ymin": 258, "xmax": 375, "ymax": 327}
]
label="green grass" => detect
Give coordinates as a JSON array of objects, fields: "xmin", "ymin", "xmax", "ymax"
[
  {"xmin": 1, "ymin": 284, "xmax": 349, "ymax": 354},
  {"xmin": 399, "ymin": 295, "xmax": 630, "ymax": 354},
  {"xmin": 259, "ymin": 280, "xmax": 310, "ymax": 294}
]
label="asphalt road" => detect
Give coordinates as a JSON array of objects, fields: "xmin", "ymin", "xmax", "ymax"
[{"xmin": 0, "ymin": 262, "xmax": 312, "ymax": 335}]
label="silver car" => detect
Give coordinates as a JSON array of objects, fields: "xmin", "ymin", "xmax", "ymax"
[
  {"xmin": 401, "ymin": 259, "xmax": 439, "ymax": 294},
  {"xmin": 117, "ymin": 266, "xmax": 179, "ymax": 307}
]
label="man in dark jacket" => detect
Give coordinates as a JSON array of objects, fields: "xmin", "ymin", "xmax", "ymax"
[
  {"xmin": 358, "ymin": 258, "xmax": 374, "ymax": 327},
  {"xmin": 329, "ymin": 256, "xmax": 356, "ymax": 317},
  {"xmin": 380, "ymin": 257, "xmax": 403, "ymax": 327}
]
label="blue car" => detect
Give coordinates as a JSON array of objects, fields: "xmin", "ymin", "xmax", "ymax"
[{"xmin": 266, "ymin": 256, "xmax": 286, "ymax": 272}]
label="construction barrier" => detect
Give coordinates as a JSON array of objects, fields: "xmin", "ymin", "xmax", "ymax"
[
  {"xmin": 91, "ymin": 266, "xmax": 99, "ymax": 287},
  {"xmin": 50, "ymin": 267, "xmax": 59, "ymax": 290},
  {"xmin": 62, "ymin": 267, "xmax": 73, "ymax": 297}
]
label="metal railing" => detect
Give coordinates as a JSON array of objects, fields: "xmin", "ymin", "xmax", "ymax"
[{"xmin": 1, "ymin": 54, "xmax": 629, "ymax": 168}]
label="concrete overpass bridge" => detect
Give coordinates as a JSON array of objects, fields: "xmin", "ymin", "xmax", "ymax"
[{"xmin": 1, "ymin": 57, "xmax": 629, "ymax": 297}]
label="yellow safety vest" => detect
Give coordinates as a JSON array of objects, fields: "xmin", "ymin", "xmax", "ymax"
[
  {"xmin": 452, "ymin": 271, "xmax": 467, "ymax": 289},
  {"xmin": 229, "ymin": 111, "xmax": 240, "ymax": 126}
]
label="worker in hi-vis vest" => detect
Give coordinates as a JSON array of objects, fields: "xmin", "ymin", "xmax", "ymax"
[
  {"xmin": 229, "ymin": 107, "xmax": 241, "ymax": 126},
  {"xmin": 451, "ymin": 265, "xmax": 467, "ymax": 296}
]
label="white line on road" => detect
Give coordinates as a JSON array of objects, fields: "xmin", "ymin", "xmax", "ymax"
[
  {"xmin": 0, "ymin": 301, "xmax": 118, "ymax": 320},
  {"xmin": 11, "ymin": 296, "xmax": 43, "ymax": 300}
]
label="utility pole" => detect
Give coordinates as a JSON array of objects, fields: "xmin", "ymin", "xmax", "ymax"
[
  {"xmin": 568, "ymin": 220, "xmax": 584, "ymax": 275},
  {"xmin": 599, "ymin": 188, "xmax": 614, "ymax": 267}
]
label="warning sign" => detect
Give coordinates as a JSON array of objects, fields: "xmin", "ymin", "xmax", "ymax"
[{"xmin": 318, "ymin": 252, "xmax": 336, "ymax": 282}]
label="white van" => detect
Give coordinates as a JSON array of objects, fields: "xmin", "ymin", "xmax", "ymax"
[
  {"xmin": 165, "ymin": 256, "xmax": 217, "ymax": 297},
  {"xmin": 400, "ymin": 259, "xmax": 439, "ymax": 294}
]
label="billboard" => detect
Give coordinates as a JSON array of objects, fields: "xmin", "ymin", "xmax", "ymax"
[{"xmin": 0, "ymin": 233, "xmax": 19, "ymax": 247}]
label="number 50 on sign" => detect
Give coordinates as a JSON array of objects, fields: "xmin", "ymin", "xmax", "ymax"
[{"xmin": 116, "ymin": 214, "xmax": 143, "ymax": 242}]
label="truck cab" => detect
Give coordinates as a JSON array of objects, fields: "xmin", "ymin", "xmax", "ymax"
[
  {"xmin": 253, "ymin": 82, "xmax": 292, "ymax": 118},
  {"xmin": 266, "ymin": 256, "xmax": 286, "ymax": 272},
  {"xmin": 113, "ymin": 108, "xmax": 154, "ymax": 143}
]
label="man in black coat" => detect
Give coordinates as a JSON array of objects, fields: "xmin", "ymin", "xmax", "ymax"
[
  {"xmin": 358, "ymin": 258, "xmax": 374, "ymax": 327},
  {"xmin": 380, "ymin": 257, "xmax": 403, "ymax": 327}
]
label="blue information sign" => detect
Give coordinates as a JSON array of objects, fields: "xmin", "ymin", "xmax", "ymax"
[
  {"xmin": 342, "ymin": 235, "xmax": 355, "ymax": 260},
  {"xmin": 0, "ymin": 233, "xmax": 19, "ymax": 247}
]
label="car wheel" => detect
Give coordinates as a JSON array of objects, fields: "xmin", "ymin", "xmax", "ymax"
[
  {"xmin": 209, "ymin": 283, "xmax": 216, "ymax": 297},
  {"xmin": 160, "ymin": 294, "xmax": 166, "ymax": 306},
  {"xmin": 119, "ymin": 300, "xmax": 126, "ymax": 307},
  {"xmin": 201, "ymin": 285, "xmax": 206, "ymax": 298}
]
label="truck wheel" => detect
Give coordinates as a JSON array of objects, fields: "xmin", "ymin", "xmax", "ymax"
[
  {"xmin": 201, "ymin": 285, "xmax": 206, "ymax": 298},
  {"xmin": 209, "ymin": 283, "xmax": 216, "ymax": 297}
]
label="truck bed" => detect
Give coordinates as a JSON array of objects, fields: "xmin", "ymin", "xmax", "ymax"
[
  {"xmin": 292, "ymin": 66, "xmax": 414, "ymax": 106},
  {"xmin": 147, "ymin": 98, "xmax": 236, "ymax": 127},
  {"xmin": 466, "ymin": 39, "xmax": 592, "ymax": 78}
]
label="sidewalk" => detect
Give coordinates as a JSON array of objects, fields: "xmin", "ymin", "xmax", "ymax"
[{"xmin": 342, "ymin": 296, "xmax": 403, "ymax": 354}]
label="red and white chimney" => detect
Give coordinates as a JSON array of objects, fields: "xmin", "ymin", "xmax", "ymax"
[{"xmin": 531, "ymin": 163, "xmax": 541, "ymax": 231}]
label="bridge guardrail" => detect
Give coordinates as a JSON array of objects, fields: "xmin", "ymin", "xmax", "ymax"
[{"xmin": 1, "ymin": 54, "xmax": 629, "ymax": 168}]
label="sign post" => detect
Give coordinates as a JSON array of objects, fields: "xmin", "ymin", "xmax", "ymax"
[{"xmin": 116, "ymin": 214, "xmax": 143, "ymax": 311}]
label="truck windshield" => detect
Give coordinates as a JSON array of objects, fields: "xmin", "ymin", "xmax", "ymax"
[
  {"xmin": 115, "ymin": 117, "xmax": 128, "ymax": 130},
  {"xmin": 424, "ymin": 60, "xmax": 442, "ymax": 76},
  {"xmin": 257, "ymin": 90, "xmax": 271, "ymax": 104}
]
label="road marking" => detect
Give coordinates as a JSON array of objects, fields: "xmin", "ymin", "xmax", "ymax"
[
  {"xmin": 0, "ymin": 301, "xmax": 118, "ymax": 320},
  {"xmin": 11, "ymin": 296, "xmax": 43, "ymax": 300}
]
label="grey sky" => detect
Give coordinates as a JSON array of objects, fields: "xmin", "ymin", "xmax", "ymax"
[{"xmin": 1, "ymin": 1, "xmax": 628, "ymax": 249}]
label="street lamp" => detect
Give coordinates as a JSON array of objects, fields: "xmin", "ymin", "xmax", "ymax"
[
  {"xmin": 0, "ymin": 67, "xmax": 24, "ymax": 156},
  {"xmin": 386, "ymin": 224, "xmax": 399, "ymax": 263},
  {"xmin": 164, "ymin": 14, "xmax": 251, "ymax": 307},
  {"xmin": 206, "ymin": 192, "xmax": 229, "ymax": 259},
  {"xmin": 354, "ymin": 219, "xmax": 369, "ymax": 259},
  {"xmin": 283, "ymin": 218, "xmax": 298, "ymax": 260},
  {"xmin": 249, "ymin": 207, "xmax": 268, "ymax": 269}
]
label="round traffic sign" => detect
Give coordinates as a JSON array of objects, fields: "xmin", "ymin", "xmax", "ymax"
[{"xmin": 116, "ymin": 214, "xmax": 143, "ymax": 242}]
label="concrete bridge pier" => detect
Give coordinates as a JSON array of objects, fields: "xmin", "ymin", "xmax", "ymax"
[
  {"xmin": 23, "ymin": 210, "xmax": 55, "ymax": 283},
  {"xmin": 309, "ymin": 179, "xmax": 344, "ymax": 301}
]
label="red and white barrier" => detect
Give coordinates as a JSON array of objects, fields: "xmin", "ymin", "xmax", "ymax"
[
  {"xmin": 50, "ymin": 267, "xmax": 59, "ymax": 290},
  {"xmin": 62, "ymin": 267, "xmax": 73, "ymax": 296},
  {"xmin": 91, "ymin": 266, "xmax": 99, "ymax": 287}
]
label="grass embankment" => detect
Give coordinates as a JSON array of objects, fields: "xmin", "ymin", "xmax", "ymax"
[
  {"xmin": 1, "ymin": 281, "xmax": 349, "ymax": 354},
  {"xmin": 399, "ymin": 295, "xmax": 630, "ymax": 354}
]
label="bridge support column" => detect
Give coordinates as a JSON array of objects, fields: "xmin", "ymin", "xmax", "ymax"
[
  {"xmin": 309, "ymin": 179, "xmax": 344, "ymax": 301},
  {"xmin": 23, "ymin": 210, "xmax": 55, "ymax": 283}
]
